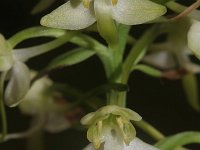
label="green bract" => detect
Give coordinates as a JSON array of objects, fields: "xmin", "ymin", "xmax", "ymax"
[
  {"xmin": 81, "ymin": 105, "xmax": 142, "ymax": 149},
  {"xmin": 41, "ymin": 0, "xmax": 166, "ymax": 44}
]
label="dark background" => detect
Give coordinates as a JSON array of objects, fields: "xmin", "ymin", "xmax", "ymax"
[{"xmin": 0, "ymin": 0, "xmax": 200, "ymax": 149}]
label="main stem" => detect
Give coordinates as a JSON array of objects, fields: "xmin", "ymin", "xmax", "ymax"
[
  {"xmin": 106, "ymin": 25, "xmax": 131, "ymax": 106},
  {"xmin": 118, "ymin": 25, "xmax": 160, "ymax": 107}
]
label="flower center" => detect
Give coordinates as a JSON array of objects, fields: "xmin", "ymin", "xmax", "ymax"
[
  {"xmin": 111, "ymin": 0, "xmax": 118, "ymax": 6},
  {"xmin": 82, "ymin": 0, "xmax": 91, "ymax": 8}
]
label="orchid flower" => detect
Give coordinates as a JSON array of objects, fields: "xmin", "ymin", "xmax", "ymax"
[
  {"xmin": 0, "ymin": 27, "xmax": 74, "ymax": 107},
  {"xmin": 142, "ymin": 18, "xmax": 200, "ymax": 111},
  {"xmin": 19, "ymin": 72, "xmax": 73, "ymax": 133},
  {"xmin": 41, "ymin": 0, "xmax": 166, "ymax": 44},
  {"xmin": 0, "ymin": 34, "xmax": 30, "ymax": 107},
  {"xmin": 143, "ymin": 18, "xmax": 200, "ymax": 74},
  {"xmin": 81, "ymin": 105, "xmax": 143, "ymax": 150}
]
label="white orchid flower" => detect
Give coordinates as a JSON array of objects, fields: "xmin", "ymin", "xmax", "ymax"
[
  {"xmin": 41, "ymin": 0, "xmax": 166, "ymax": 29},
  {"xmin": 41, "ymin": 0, "xmax": 166, "ymax": 43},
  {"xmin": 143, "ymin": 18, "xmax": 200, "ymax": 74},
  {"xmin": 81, "ymin": 105, "xmax": 142, "ymax": 149},
  {"xmin": 142, "ymin": 18, "xmax": 200, "ymax": 111},
  {"xmin": 19, "ymin": 72, "xmax": 71, "ymax": 133}
]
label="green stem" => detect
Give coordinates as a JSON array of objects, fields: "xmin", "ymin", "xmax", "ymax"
[
  {"xmin": 106, "ymin": 25, "xmax": 131, "ymax": 106},
  {"xmin": 69, "ymin": 34, "xmax": 113, "ymax": 77},
  {"xmin": 118, "ymin": 25, "xmax": 160, "ymax": 107},
  {"xmin": 27, "ymin": 130, "xmax": 44, "ymax": 150},
  {"xmin": 122, "ymin": 26, "xmax": 159, "ymax": 83},
  {"xmin": 14, "ymin": 32, "xmax": 76, "ymax": 62},
  {"xmin": 134, "ymin": 120, "xmax": 165, "ymax": 141},
  {"xmin": 8, "ymin": 27, "xmax": 66, "ymax": 48},
  {"xmin": 134, "ymin": 120, "xmax": 187, "ymax": 150},
  {"xmin": 0, "ymin": 73, "xmax": 7, "ymax": 142},
  {"xmin": 26, "ymin": 115, "xmax": 45, "ymax": 150}
]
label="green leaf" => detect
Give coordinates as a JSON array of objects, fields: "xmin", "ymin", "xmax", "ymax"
[
  {"xmin": 182, "ymin": 73, "xmax": 200, "ymax": 112},
  {"xmin": 47, "ymin": 48, "xmax": 96, "ymax": 70},
  {"xmin": 156, "ymin": 131, "xmax": 200, "ymax": 149},
  {"xmin": 132, "ymin": 64, "xmax": 162, "ymax": 77}
]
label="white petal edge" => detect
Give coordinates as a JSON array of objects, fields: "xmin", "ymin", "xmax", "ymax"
[
  {"xmin": 40, "ymin": 1, "xmax": 96, "ymax": 30},
  {"xmin": 112, "ymin": 0, "xmax": 166, "ymax": 25},
  {"xmin": 83, "ymin": 137, "xmax": 159, "ymax": 150}
]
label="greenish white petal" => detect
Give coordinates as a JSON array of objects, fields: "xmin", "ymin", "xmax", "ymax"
[
  {"xmin": 112, "ymin": 0, "xmax": 167, "ymax": 25},
  {"xmin": 143, "ymin": 51, "xmax": 176, "ymax": 69},
  {"xmin": 81, "ymin": 105, "xmax": 141, "ymax": 125},
  {"xmin": 188, "ymin": 21, "xmax": 200, "ymax": 60},
  {"xmin": 20, "ymin": 73, "xmax": 53, "ymax": 115},
  {"xmin": 117, "ymin": 117, "xmax": 136, "ymax": 144},
  {"xmin": 4, "ymin": 61, "xmax": 30, "ymax": 107},
  {"xmin": 0, "ymin": 34, "xmax": 14, "ymax": 71},
  {"xmin": 80, "ymin": 112, "xmax": 96, "ymax": 125},
  {"xmin": 87, "ymin": 124, "xmax": 102, "ymax": 149},
  {"xmin": 118, "ymin": 108, "xmax": 142, "ymax": 121},
  {"xmin": 40, "ymin": 1, "xmax": 96, "ymax": 30}
]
